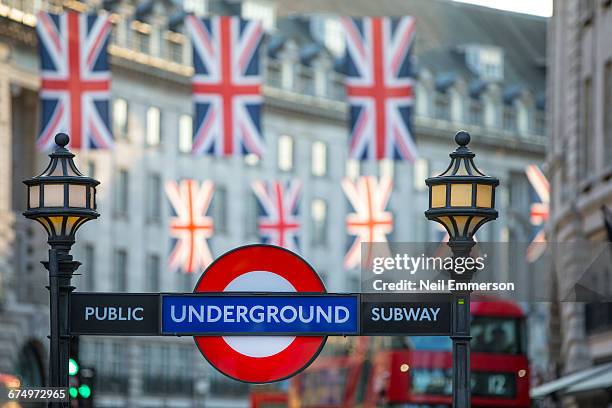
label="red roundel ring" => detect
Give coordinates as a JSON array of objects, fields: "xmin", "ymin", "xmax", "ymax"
[{"xmin": 193, "ymin": 244, "xmax": 327, "ymax": 383}]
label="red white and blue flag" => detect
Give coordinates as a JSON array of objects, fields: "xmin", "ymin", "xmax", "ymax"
[
  {"xmin": 36, "ymin": 11, "xmax": 113, "ymax": 150},
  {"xmin": 165, "ymin": 179, "xmax": 215, "ymax": 274},
  {"xmin": 186, "ymin": 15, "xmax": 264, "ymax": 157},
  {"xmin": 342, "ymin": 176, "xmax": 394, "ymax": 269},
  {"xmin": 252, "ymin": 180, "xmax": 301, "ymax": 252},
  {"xmin": 343, "ymin": 17, "xmax": 417, "ymax": 161},
  {"xmin": 525, "ymin": 164, "xmax": 549, "ymax": 262}
]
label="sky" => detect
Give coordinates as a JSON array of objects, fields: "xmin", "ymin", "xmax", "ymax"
[{"xmin": 453, "ymin": 0, "xmax": 553, "ymax": 16}]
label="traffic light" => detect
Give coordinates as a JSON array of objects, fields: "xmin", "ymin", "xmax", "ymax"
[{"xmin": 68, "ymin": 337, "xmax": 95, "ymax": 407}]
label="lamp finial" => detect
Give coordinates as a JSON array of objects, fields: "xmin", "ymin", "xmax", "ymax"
[
  {"xmin": 55, "ymin": 133, "xmax": 69, "ymax": 148},
  {"xmin": 455, "ymin": 131, "xmax": 470, "ymax": 147}
]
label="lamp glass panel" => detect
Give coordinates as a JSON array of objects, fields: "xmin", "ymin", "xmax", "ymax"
[
  {"xmin": 49, "ymin": 216, "xmax": 65, "ymax": 236},
  {"xmin": 437, "ymin": 216, "xmax": 454, "ymax": 237},
  {"xmin": 476, "ymin": 184, "xmax": 493, "ymax": 208},
  {"xmin": 431, "ymin": 185, "xmax": 447, "ymax": 208},
  {"xmin": 68, "ymin": 185, "xmax": 87, "ymax": 208},
  {"xmin": 44, "ymin": 184, "xmax": 65, "ymax": 207},
  {"xmin": 450, "ymin": 184, "xmax": 473, "ymax": 207},
  {"xmin": 453, "ymin": 216, "xmax": 469, "ymax": 238},
  {"xmin": 29, "ymin": 185, "xmax": 40, "ymax": 208},
  {"xmin": 89, "ymin": 187, "xmax": 95, "ymax": 209},
  {"xmin": 65, "ymin": 216, "xmax": 81, "ymax": 236},
  {"xmin": 468, "ymin": 216, "xmax": 484, "ymax": 236}
]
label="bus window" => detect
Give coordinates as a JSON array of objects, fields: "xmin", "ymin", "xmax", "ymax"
[
  {"xmin": 405, "ymin": 336, "xmax": 452, "ymax": 351},
  {"xmin": 471, "ymin": 317, "xmax": 523, "ymax": 354}
]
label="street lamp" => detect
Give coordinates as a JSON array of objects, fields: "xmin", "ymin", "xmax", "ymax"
[
  {"xmin": 424, "ymin": 130, "xmax": 498, "ymax": 408},
  {"xmin": 23, "ymin": 133, "xmax": 99, "ymax": 407}
]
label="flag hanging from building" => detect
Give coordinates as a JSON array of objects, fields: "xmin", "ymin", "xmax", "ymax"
[
  {"xmin": 165, "ymin": 179, "xmax": 215, "ymax": 274},
  {"xmin": 525, "ymin": 164, "xmax": 549, "ymax": 263},
  {"xmin": 252, "ymin": 180, "xmax": 301, "ymax": 252},
  {"xmin": 186, "ymin": 15, "xmax": 264, "ymax": 157},
  {"xmin": 343, "ymin": 16, "xmax": 417, "ymax": 161},
  {"xmin": 342, "ymin": 176, "xmax": 394, "ymax": 269},
  {"xmin": 36, "ymin": 11, "xmax": 113, "ymax": 150}
]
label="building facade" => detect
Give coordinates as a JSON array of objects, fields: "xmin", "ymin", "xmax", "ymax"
[
  {"xmin": 536, "ymin": 0, "xmax": 612, "ymax": 406},
  {"xmin": 0, "ymin": 0, "xmax": 546, "ymax": 406}
]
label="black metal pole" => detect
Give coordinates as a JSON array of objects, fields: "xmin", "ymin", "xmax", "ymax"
[
  {"xmin": 451, "ymin": 288, "xmax": 471, "ymax": 408},
  {"xmin": 449, "ymin": 241, "xmax": 475, "ymax": 408},
  {"xmin": 44, "ymin": 244, "xmax": 79, "ymax": 408}
]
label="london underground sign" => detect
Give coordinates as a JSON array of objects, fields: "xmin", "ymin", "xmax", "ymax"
[
  {"xmin": 191, "ymin": 244, "xmax": 332, "ymax": 383},
  {"xmin": 68, "ymin": 244, "xmax": 453, "ymax": 383}
]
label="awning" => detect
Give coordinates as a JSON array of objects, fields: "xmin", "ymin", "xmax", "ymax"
[
  {"xmin": 531, "ymin": 362, "xmax": 612, "ymax": 399},
  {"xmin": 565, "ymin": 367, "xmax": 612, "ymax": 395}
]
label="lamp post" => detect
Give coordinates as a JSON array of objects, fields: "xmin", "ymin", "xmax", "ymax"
[
  {"xmin": 424, "ymin": 131, "xmax": 498, "ymax": 408},
  {"xmin": 23, "ymin": 133, "xmax": 99, "ymax": 407}
]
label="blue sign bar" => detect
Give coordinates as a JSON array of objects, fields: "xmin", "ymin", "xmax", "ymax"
[{"xmin": 161, "ymin": 294, "xmax": 359, "ymax": 335}]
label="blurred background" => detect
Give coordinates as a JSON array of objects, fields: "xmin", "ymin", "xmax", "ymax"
[{"xmin": 0, "ymin": 0, "xmax": 610, "ymax": 407}]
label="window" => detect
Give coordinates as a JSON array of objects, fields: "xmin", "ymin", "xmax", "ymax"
[
  {"xmin": 379, "ymin": 159, "xmax": 394, "ymax": 180},
  {"xmin": 311, "ymin": 141, "xmax": 327, "ymax": 177},
  {"xmin": 502, "ymin": 105, "xmax": 517, "ymax": 132},
  {"xmin": 605, "ymin": 62, "xmax": 612, "ymax": 165},
  {"xmin": 167, "ymin": 38, "xmax": 183, "ymax": 63},
  {"xmin": 184, "ymin": 0, "xmax": 207, "ymax": 16},
  {"xmin": 242, "ymin": 0, "xmax": 276, "ymax": 31},
  {"xmin": 278, "ymin": 135, "xmax": 294, "ymax": 171},
  {"xmin": 113, "ymin": 98, "xmax": 128, "ymax": 138},
  {"xmin": 114, "ymin": 250, "xmax": 127, "ymax": 292},
  {"xmin": 115, "ymin": 169, "xmax": 129, "ymax": 215},
  {"xmin": 314, "ymin": 67, "xmax": 327, "ymax": 97},
  {"xmin": 245, "ymin": 191, "xmax": 259, "ymax": 239},
  {"xmin": 178, "ymin": 114, "xmax": 192, "ymax": 153},
  {"xmin": 345, "ymin": 160, "xmax": 360, "ymax": 179},
  {"xmin": 84, "ymin": 244, "xmax": 95, "ymax": 291},
  {"xmin": 244, "ymin": 153, "xmax": 260, "ymax": 166},
  {"xmin": 146, "ymin": 106, "xmax": 161, "ymax": 147},
  {"xmin": 579, "ymin": 0, "xmax": 594, "ymax": 25},
  {"xmin": 89, "ymin": 340, "xmax": 128, "ymax": 393},
  {"xmin": 468, "ymin": 99, "xmax": 483, "ymax": 126},
  {"xmin": 534, "ymin": 110, "xmax": 545, "ymax": 136},
  {"xmin": 413, "ymin": 158, "xmax": 429, "ymax": 191},
  {"xmin": 281, "ymin": 60, "xmax": 293, "ymax": 90},
  {"xmin": 142, "ymin": 344, "xmax": 193, "ymax": 395},
  {"xmin": 145, "ymin": 254, "xmax": 160, "ymax": 292},
  {"xmin": 579, "ymin": 78, "xmax": 593, "ymax": 180},
  {"xmin": 211, "ymin": 186, "xmax": 227, "ymax": 233},
  {"xmin": 324, "ymin": 18, "xmax": 345, "ymax": 56},
  {"xmin": 147, "ymin": 174, "xmax": 162, "ymax": 220},
  {"xmin": 434, "ymin": 93, "xmax": 450, "ymax": 120},
  {"xmin": 178, "ymin": 273, "xmax": 192, "ymax": 292},
  {"xmin": 134, "ymin": 30, "xmax": 150, "ymax": 54},
  {"xmin": 465, "ymin": 46, "xmax": 504, "ymax": 81},
  {"xmin": 311, "ymin": 199, "xmax": 327, "ymax": 246}
]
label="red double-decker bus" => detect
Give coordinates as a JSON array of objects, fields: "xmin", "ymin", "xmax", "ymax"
[{"xmin": 286, "ymin": 296, "xmax": 529, "ymax": 408}]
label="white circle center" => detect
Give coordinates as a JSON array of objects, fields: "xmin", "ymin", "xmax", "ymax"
[{"xmin": 222, "ymin": 271, "xmax": 296, "ymax": 358}]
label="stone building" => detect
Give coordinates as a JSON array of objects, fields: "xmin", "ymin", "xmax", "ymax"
[
  {"xmin": 531, "ymin": 0, "xmax": 612, "ymax": 407},
  {"xmin": 0, "ymin": 0, "xmax": 546, "ymax": 406}
]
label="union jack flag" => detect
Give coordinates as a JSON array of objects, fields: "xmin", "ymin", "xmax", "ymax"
[
  {"xmin": 186, "ymin": 15, "xmax": 264, "ymax": 157},
  {"xmin": 36, "ymin": 11, "xmax": 113, "ymax": 150},
  {"xmin": 343, "ymin": 17, "xmax": 417, "ymax": 161},
  {"xmin": 525, "ymin": 164, "xmax": 549, "ymax": 263},
  {"xmin": 252, "ymin": 180, "xmax": 301, "ymax": 252},
  {"xmin": 342, "ymin": 176, "xmax": 394, "ymax": 269},
  {"xmin": 165, "ymin": 179, "xmax": 215, "ymax": 274}
]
